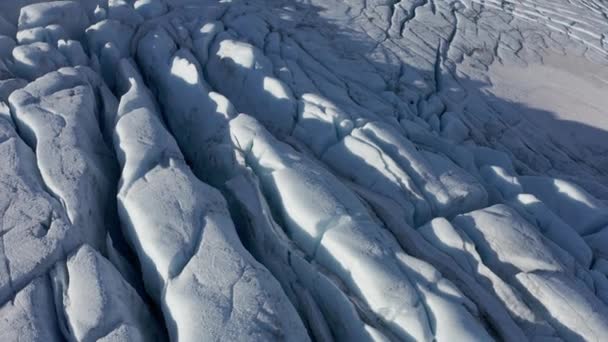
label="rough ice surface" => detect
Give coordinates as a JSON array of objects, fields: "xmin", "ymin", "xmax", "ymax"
[
  {"xmin": 9, "ymin": 67, "xmax": 118, "ymax": 251},
  {"xmin": 0, "ymin": 0, "xmax": 606, "ymax": 341},
  {"xmin": 113, "ymin": 59, "xmax": 308, "ymax": 341},
  {"xmin": 0, "ymin": 244, "xmax": 160, "ymax": 341}
]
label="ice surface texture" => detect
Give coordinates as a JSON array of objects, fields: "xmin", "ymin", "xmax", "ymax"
[{"xmin": 0, "ymin": 0, "xmax": 606, "ymax": 341}]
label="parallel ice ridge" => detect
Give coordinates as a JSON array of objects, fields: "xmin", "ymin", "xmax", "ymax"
[{"xmin": 0, "ymin": 0, "xmax": 606, "ymax": 341}]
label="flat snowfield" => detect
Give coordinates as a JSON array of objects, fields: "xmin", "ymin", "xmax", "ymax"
[
  {"xmin": 485, "ymin": 53, "xmax": 608, "ymax": 174},
  {"xmin": 0, "ymin": 0, "xmax": 607, "ymax": 341}
]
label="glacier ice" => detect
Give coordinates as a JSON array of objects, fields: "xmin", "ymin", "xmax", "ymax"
[
  {"xmin": 112, "ymin": 59, "xmax": 308, "ymax": 341},
  {"xmin": 0, "ymin": 0, "xmax": 606, "ymax": 340}
]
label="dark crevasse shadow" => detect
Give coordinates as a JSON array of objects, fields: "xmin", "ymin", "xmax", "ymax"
[
  {"xmin": 2, "ymin": 0, "xmax": 603, "ymax": 340},
  {"xmin": 447, "ymin": 214, "xmax": 588, "ymax": 341},
  {"xmin": 237, "ymin": 0, "xmax": 608, "ymax": 199},
  {"xmin": 122, "ymin": 1, "xmax": 605, "ymax": 339},
  {"xmin": 181, "ymin": 0, "xmax": 608, "ymax": 203},
  {"xmin": 160, "ymin": 1, "xmax": 607, "ymax": 339}
]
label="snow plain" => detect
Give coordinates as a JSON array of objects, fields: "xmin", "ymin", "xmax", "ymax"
[{"xmin": 0, "ymin": 0, "xmax": 607, "ymax": 341}]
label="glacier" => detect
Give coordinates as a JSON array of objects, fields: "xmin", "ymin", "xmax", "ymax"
[{"xmin": 0, "ymin": 0, "xmax": 607, "ymax": 341}]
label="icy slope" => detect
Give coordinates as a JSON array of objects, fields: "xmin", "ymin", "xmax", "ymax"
[{"xmin": 0, "ymin": 0, "xmax": 607, "ymax": 341}]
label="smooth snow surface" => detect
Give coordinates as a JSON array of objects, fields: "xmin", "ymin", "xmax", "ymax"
[
  {"xmin": 0, "ymin": 0, "xmax": 606, "ymax": 341},
  {"xmin": 484, "ymin": 53, "xmax": 608, "ymax": 176}
]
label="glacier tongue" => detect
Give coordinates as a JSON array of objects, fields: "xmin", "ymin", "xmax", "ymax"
[
  {"xmin": 227, "ymin": 113, "xmax": 493, "ymax": 341},
  {"xmin": 112, "ymin": 59, "xmax": 308, "ymax": 342},
  {"xmin": 0, "ymin": 0, "xmax": 606, "ymax": 340}
]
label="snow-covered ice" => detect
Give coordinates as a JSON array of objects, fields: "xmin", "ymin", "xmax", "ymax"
[
  {"xmin": 0, "ymin": 0, "xmax": 606, "ymax": 340},
  {"xmin": 113, "ymin": 59, "xmax": 308, "ymax": 341}
]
